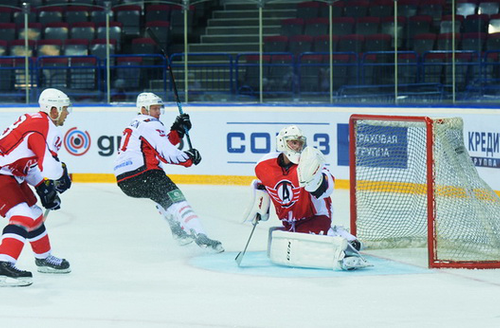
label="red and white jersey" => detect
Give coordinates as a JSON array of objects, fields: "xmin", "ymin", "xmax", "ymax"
[
  {"xmin": 255, "ymin": 152, "xmax": 334, "ymax": 223},
  {"xmin": 0, "ymin": 111, "xmax": 64, "ymax": 185},
  {"xmin": 114, "ymin": 114, "xmax": 193, "ymax": 182}
]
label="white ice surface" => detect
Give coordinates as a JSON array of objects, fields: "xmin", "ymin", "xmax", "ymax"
[{"xmin": 1, "ymin": 183, "xmax": 500, "ymax": 328}]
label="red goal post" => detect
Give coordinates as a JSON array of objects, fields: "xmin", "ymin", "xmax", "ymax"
[{"xmin": 349, "ymin": 114, "xmax": 500, "ymax": 269}]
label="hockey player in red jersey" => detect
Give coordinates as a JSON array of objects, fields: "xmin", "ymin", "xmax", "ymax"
[
  {"xmin": 248, "ymin": 125, "xmax": 369, "ymax": 270},
  {"xmin": 0, "ymin": 88, "xmax": 73, "ymax": 286},
  {"xmin": 114, "ymin": 92, "xmax": 224, "ymax": 253}
]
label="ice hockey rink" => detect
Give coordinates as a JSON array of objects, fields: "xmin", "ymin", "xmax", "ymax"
[{"xmin": 1, "ymin": 182, "xmax": 500, "ymax": 328}]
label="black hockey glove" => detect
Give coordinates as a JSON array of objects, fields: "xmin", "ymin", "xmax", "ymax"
[
  {"xmin": 35, "ymin": 180, "xmax": 61, "ymax": 210},
  {"xmin": 171, "ymin": 114, "xmax": 192, "ymax": 138},
  {"xmin": 185, "ymin": 148, "xmax": 202, "ymax": 165},
  {"xmin": 54, "ymin": 162, "xmax": 71, "ymax": 194}
]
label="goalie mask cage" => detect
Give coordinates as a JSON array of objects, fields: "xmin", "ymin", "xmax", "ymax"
[{"xmin": 349, "ymin": 114, "xmax": 500, "ymax": 269}]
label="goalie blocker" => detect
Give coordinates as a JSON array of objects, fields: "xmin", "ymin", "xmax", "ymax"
[
  {"xmin": 242, "ymin": 179, "xmax": 271, "ymax": 224},
  {"xmin": 268, "ymin": 229, "xmax": 371, "ymax": 271}
]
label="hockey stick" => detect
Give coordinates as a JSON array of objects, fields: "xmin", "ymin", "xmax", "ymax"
[
  {"xmin": 39, "ymin": 209, "xmax": 50, "ymax": 226},
  {"xmin": 146, "ymin": 27, "xmax": 193, "ymax": 150},
  {"xmin": 235, "ymin": 214, "xmax": 260, "ymax": 266}
]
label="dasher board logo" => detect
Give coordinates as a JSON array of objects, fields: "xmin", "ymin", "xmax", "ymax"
[
  {"xmin": 470, "ymin": 156, "xmax": 500, "ymax": 168},
  {"xmin": 64, "ymin": 127, "xmax": 91, "ymax": 156},
  {"xmin": 468, "ymin": 131, "xmax": 500, "ymax": 169},
  {"xmin": 355, "ymin": 125, "xmax": 408, "ymax": 169}
]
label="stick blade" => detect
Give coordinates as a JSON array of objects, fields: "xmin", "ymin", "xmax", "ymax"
[{"xmin": 235, "ymin": 252, "xmax": 244, "ymax": 266}]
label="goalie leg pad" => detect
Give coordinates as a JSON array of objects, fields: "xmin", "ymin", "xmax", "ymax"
[{"xmin": 268, "ymin": 230, "xmax": 348, "ymax": 270}]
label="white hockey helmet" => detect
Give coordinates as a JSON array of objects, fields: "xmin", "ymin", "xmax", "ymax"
[
  {"xmin": 276, "ymin": 125, "xmax": 307, "ymax": 164},
  {"xmin": 38, "ymin": 88, "xmax": 72, "ymax": 117},
  {"xmin": 136, "ymin": 92, "xmax": 164, "ymax": 114}
]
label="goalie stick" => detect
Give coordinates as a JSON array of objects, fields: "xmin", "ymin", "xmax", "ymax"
[
  {"xmin": 146, "ymin": 27, "xmax": 193, "ymax": 150},
  {"xmin": 235, "ymin": 214, "xmax": 260, "ymax": 266}
]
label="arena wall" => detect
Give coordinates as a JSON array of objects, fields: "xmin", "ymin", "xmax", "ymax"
[{"xmin": 2, "ymin": 105, "xmax": 500, "ymax": 190}]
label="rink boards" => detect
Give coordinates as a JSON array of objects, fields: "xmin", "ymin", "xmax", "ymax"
[{"xmin": 2, "ymin": 104, "xmax": 500, "ymax": 190}]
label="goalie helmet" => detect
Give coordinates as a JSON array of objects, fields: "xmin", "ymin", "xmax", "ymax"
[
  {"xmin": 276, "ymin": 125, "xmax": 307, "ymax": 164},
  {"xmin": 136, "ymin": 92, "xmax": 164, "ymax": 114},
  {"xmin": 38, "ymin": 88, "xmax": 72, "ymax": 118}
]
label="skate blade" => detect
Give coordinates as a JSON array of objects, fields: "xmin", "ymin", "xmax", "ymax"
[
  {"xmin": 0, "ymin": 276, "xmax": 33, "ymax": 287},
  {"xmin": 175, "ymin": 237, "xmax": 195, "ymax": 246},
  {"xmin": 198, "ymin": 244, "xmax": 225, "ymax": 253},
  {"xmin": 37, "ymin": 267, "xmax": 71, "ymax": 274},
  {"xmin": 212, "ymin": 245, "xmax": 225, "ymax": 253}
]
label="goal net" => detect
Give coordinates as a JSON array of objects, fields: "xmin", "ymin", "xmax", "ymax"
[{"xmin": 349, "ymin": 114, "xmax": 500, "ymax": 268}]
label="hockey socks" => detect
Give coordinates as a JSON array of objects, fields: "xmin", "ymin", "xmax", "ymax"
[
  {"xmin": 166, "ymin": 201, "xmax": 206, "ymax": 236},
  {"xmin": 0, "ymin": 225, "xmax": 32, "ymax": 287},
  {"xmin": 0, "ymin": 224, "xmax": 28, "ymax": 263},
  {"xmin": 28, "ymin": 224, "xmax": 71, "ymax": 274},
  {"xmin": 156, "ymin": 204, "xmax": 194, "ymax": 246},
  {"xmin": 28, "ymin": 224, "xmax": 51, "ymax": 258}
]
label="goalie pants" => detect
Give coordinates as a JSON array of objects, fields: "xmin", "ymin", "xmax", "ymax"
[
  {"xmin": 282, "ymin": 215, "xmax": 331, "ymax": 235},
  {"xmin": 0, "ymin": 175, "xmax": 53, "ymax": 263},
  {"xmin": 117, "ymin": 169, "xmax": 185, "ymax": 212}
]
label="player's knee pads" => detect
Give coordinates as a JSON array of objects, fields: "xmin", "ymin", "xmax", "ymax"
[{"xmin": 5, "ymin": 202, "xmax": 43, "ymax": 230}]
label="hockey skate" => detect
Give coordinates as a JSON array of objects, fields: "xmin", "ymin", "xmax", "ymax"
[
  {"xmin": 35, "ymin": 255, "xmax": 71, "ymax": 274},
  {"xmin": 0, "ymin": 261, "xmax": 33, "ymax": 287},
  {"xmin": 167, "ymin": 219, "xmax": 195, "ymax": 246},
  {"xmin": 156, "ymin": 204, "xmax": 194, "ymax": 246},
  {"xmin": 332, "ymin": 225, "xmax": 365, "ymax": 251},
  {"xmin": 340, "ymin": 256, "xmax": 372, "ymax": 271},
  {"xmin": 193, "ymin": 232, "xmax": 225, "ymax": 253},
  {"xmin": 349, "ymin": 239, "xmax": 364, "ymax": 252}
]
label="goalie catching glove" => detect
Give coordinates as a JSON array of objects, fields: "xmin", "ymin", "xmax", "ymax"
[
  {"xmin": 242, "ymin": 179, "xmax": 270, "ymax": 224},
  {"xmin": 297, "ymin": 146, "xmax": 326, "ymax": 194}
]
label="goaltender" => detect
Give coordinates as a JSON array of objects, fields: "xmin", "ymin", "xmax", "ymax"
[{"xmin": 245, "ymin": 125, "xmax": 370, "ymax": 270}]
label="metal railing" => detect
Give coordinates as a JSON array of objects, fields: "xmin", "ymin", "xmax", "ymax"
[
  {"xmin": 1, "ymin": 1, "xmax": 499, "ymax": 105},
  {"xmin": 1, "ymin": 49, "xmax": 498, "ymax": 104}
]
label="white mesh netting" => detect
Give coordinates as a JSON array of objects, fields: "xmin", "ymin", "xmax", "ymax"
[{"xmin": 352, "ymin": 116, "xmax": 500, "ymax": 265}]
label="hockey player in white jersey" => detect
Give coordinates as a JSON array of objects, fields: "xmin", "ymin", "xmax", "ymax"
[{"xmin": 114, "ymin": 92, "xmax": 223, "ymax": 253}]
